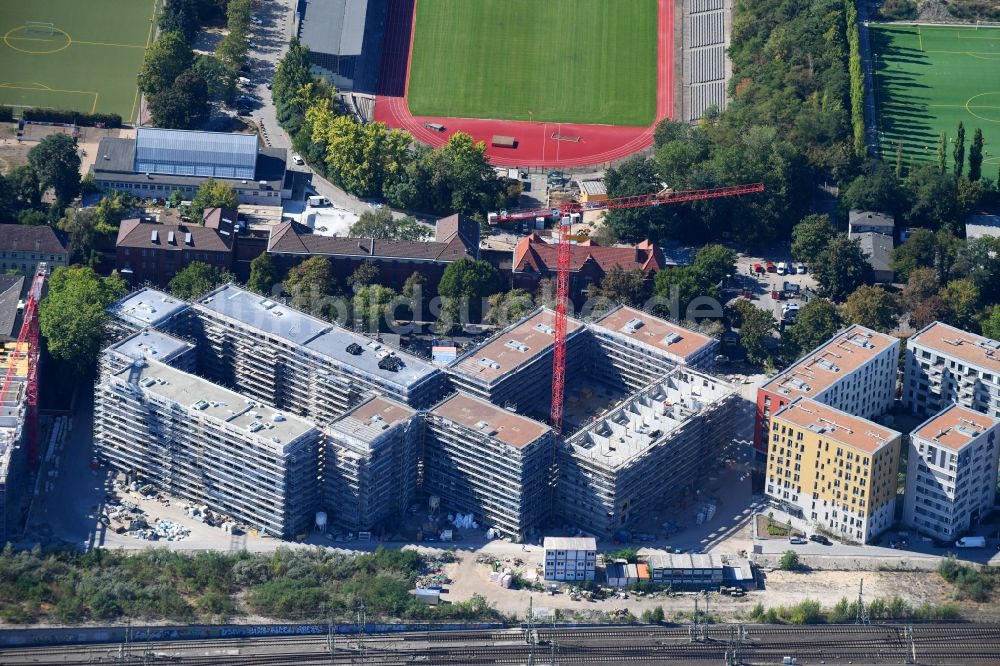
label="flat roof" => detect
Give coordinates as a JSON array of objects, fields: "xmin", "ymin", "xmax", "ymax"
[
  {"xmin": 328, "ymin": 396, "xmax": 416, "ymax": 444},
  {"xmin": 964, "ymin": 213, "xmax": 1000, "ymax": 241},
  {"xmin": 196, "ymin": 285, "xmax": 438, "ymax": 388},
  {"xmin": 909, "ymin": 321, "xmax": 1000, "ymax": 375},
  {"xmin": 762, "ymin": 325, "xmax": 897, "ymax": 401},
  {"xmin": 106, "ymin": 329, "xmax": 193, "ymax": 364},
  {"xmin": 592, "ymin": 305, "xmax": 716, "ymax": 363},
  {"xmin": 110, "ymin": 288, "xmax": 190, "ymax": 328},
  {"xmin": 772, "ymin": 398, "xmax": 900, "ymax": 454},
  {"xmin": 113, "ymin": 359, "xmax": 316, "ymax": 451},
  {"xmin": 543, "ymin": 536, "xmax": 596, "ymax": 551},
  {"xmin": 449, "ymin": 309, "xmax": 583, "ymax": 384},
  {"xmin": 849, "ymin": 210, "xmax": 894, "ymax": 229},
  {"xmin": 429, "ymin": 393, "xmax": 550, "ymax": 449},
  {"xmin": 912, "ymin": 404, "xmax": 1000, "ymax": 451}
]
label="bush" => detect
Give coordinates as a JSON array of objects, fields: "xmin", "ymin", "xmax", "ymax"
[
  {"xmin": 937, "ymin": 556, "xmax": 994, "ymax": 602},
  {"xmin": 779, "ymin": 550, "xmax": 801, "ymax": 571},
  {"xmin": 21, "ymin": 108, "xmax": 122, "ymax": 128},
  {"xmin": 641, "ymin": 606, "xmax": 665, "ymax": 624},
  {"xmin": 786, "ymin": 599, "xmax": 823, "ymax": 625},
  {"xmin": 0, "ymin": 106, "xmax": 13, "ymax": 122}
]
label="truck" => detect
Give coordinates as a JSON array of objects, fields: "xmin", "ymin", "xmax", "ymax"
[
  {"xmin": 955, "ymin": 536, "xmax": 986, "ymax": 548},
  {"xmin": 308, "ymin": 195, "xmax": 331, "ymax": 207}
]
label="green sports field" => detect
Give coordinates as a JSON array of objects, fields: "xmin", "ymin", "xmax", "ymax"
[
  {"xmin": 406, "ymin": 0, "xmax": 658, "ymax": 126},
  {"xmin": 871, "ymin": 23, "xmax": 1000, "ymax": 168},
  {"xmin": 0, "ymin": 0, "xmax": 159, "ymax": 120}
]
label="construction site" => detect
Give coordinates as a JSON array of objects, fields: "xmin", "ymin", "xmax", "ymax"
[{"xmin": 88, "ymin": 271, "xmax": 748, "ymax": 542}]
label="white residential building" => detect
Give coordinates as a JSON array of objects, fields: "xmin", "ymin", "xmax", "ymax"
[
  {"xmin": 903, "ymin": 404, "xmax": 1000, "ymax": 540},
  {"xmin": 543, "ymin": 536, "xmax": 597, "ymax": 582},
  {"xmin": 903, "ymin": 321, "xmax": 1000, "ymax": 419}
]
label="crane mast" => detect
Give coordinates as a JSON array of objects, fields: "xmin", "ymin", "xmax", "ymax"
[{"xmin": 544, "ymin": 183, "xmax": 764, "ymax": 434}]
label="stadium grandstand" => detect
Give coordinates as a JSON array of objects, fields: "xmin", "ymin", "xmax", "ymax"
[{"xmin": 296, "ymin": 0, "xmax": 387, "ymax": 94}]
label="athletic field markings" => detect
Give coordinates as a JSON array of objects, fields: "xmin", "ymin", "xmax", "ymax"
[
  {"xmin": 0, "ymin": 81, "xmax": 99, "ymax": 112},
  {"xmin": 918, "ymin": 26, "xmax": 923, "ymax": 51}
]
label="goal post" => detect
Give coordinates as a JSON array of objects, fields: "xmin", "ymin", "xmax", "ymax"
[{"xmin": 23, "ymin": 21, "xmax": 56, "ymax": 35}]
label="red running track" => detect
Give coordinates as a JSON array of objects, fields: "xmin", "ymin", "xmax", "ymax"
[{"xmin": 374, "ymin": 0, "xmax": 673, "ymax": 168}]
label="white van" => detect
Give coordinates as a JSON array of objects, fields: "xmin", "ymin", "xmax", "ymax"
[
  {"xmin": 308, "ymin": 195, "xmax": 331, "ymax": 207},
  {"xmin": 955, "ymin": 536, "xmax": 986, "ymax": 548}
]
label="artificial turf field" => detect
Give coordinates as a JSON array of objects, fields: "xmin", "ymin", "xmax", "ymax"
[
  {"xmin": 0, "ymin": 0, "xmax": 159, "ymax": 120},
  {"xmin": 871, "ymin": 24, "xmax": 1000, "ymax": 167},
  {"xmin": 406, "ymin": 0, "xmax": 658, "ymax": 126}
]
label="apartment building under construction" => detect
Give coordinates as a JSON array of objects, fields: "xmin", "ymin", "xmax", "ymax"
[
  {"xmin": 324, "ymin": 396, "xmax": 421, "ymax": 533},
  {"xmin": 557, "ymin": 368, "xmax": 739, "ymax": 538},
  {"xmin": 192, "ymin": 285, "xmax": 446, "ymax": 424},
  {"xmin": 0, "ymin": 343, "xmax": 30, "ymax": 544},
  {"xmin": 423, "ymin": 393, "xmax": 555, "ymax": 540},
  {"xmin": 95, "ymin": 358, "xmax": 321, "ymax": 538}
]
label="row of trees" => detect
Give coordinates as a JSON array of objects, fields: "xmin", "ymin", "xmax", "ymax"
[
  {"xmin": 844, "ymin": 0, "xmax": 865, "ymax": 159},
  {"xmin": 271, "ymin": 40, "xmax": 518, "ymax": 218}
]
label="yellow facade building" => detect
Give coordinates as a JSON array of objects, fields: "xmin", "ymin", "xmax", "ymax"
[{"xmin": 766, "ymin": 397, "xmax": 901, "ymax": 543}]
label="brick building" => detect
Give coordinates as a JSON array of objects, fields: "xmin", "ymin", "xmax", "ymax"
[{"xmin": 116, "ymin": 218, "xmax": 236, "ymax": 287}]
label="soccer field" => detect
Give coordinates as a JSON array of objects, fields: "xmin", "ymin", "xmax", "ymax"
[
  {"xmin": 0, "ymin": 0, "xmax": 158, "ymax": 121},
  {"xmin": 406, "ymin": 0, "xmax": 658, "ymax": 126},
  {"xmin": 871, "ymin": 24, "xmax": 1000, "ymax": 168}
]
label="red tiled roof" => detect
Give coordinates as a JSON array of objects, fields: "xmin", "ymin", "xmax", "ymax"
[{"xmin": 512, "ymin": 234, "xmax": 665, "ymax": 274}]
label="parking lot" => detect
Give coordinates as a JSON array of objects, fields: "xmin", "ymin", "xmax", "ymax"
[{"xmin": 730, "ymin": 250, "xmax": 820, "ymax": 328}]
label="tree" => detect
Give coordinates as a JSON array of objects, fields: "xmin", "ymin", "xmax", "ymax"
[
  {"xmin": 273, "ymin": 39, "xmax": 313, "ymax": 123},
  {"xmin": 597, "ymin": 266, "xmax": 648, "ymax": 307},
  {"xmin": 961, "ymin": 237, "xmax": 1000, "ymax": 304},
  {"xmin": 56, "ymin": 208, "xmax": 98, "ymax": 265},
  {"xmin": 841, "ymin": 285, "xmax": 900, "ymax": 333},
  {"xmin": 190, "ymin": 179, "xmax": 237, "ymax": 221},
  {"xmin": 791, "ymin": 214, "xmax": 837, "ymax": 264},
  {"xmin": 149, "ymin": 69, "xmax": 209, "ymax": 129},
  {"xmin": 901, "ymin": 267, "xmax": 939, "ymax": 312},
  {"xmin": 781, "ymin": 299, "xmax": 843, "ymax": 361},
  {"xmin": 691, "ymin": 244, "xmax": 737, "ymax": 286},
  {"xmin": 939, "ymin": 279, "xmax": 980, "ymax": 330},
  {"xmin": 484, "ymin": 289, "xmax": 534, "ymax": 327},
  {"xmin": 347, "ymin": 261, "xmax": 380, "ymax": 292},
  {"xmin": 604, "ymin": 155, "xmax": 675, "ymax": 242},
  {"xmin": 284, "ymin": 256, "xmax": 334, "ymax": 313},
  {"xmin": 890, "ymin": 228, "xmax": 936, "ymax": 281},
  {"xmin": 812, "ymin": 235, "xmax": 870, "ymax": 301},
  {"xmin": 905, "ymin": 165, "xmax": 962, "ymax": 232},
  {"xmin": 8, "ymin": 165, "xmax": 42, "ymax": 210},
  {"xmin": 653, "ymin": 267, "xmax": 706, "ymax": 317},
  {"xmin": 731, "ymin": 300, "xmax": 774, "ymax": 366},
  {"xmin": 352, "ymin": 284, "xmax": 398, "ymax": 332},
  {"xmin": 912, "ymin": 295, "xmax": 950, "ymax": 329},
  {"xmin": 247, "ymin": 253, "xmax": 279, "ymax": 295},
  {"xmin": 841, "ymin": 164, "xmax": 906, "ymax": 218},
  {"xmin": 311, "ymin": 113, "xmax": 411, "ymax": 198},
  {"xmin": 953, "ymin": 122, "xmax": 966, "ymax": 178},
  {"xmin": 139, "ymin": 32, "xmax": 194, "ymax": 96},
  {"xmin": 27, "ymin": 133, "xmax": 80, "ymax": 206},
  {"xmin": 347, "ymin": 208, "xmax": 430, "ymax": 241},
  {"xmin": 401, "ymin": 272, "xmax": 428, "ymax": 321},
  {"xmin": 168, "ymin": 261, "xmax": 234, "ymax": 299},
  {"xmin": 193, "ymin": 54, "xmax": 233, "ymax": 101},
  {"xmin": 968, "ymin": 128, "xmax": 984, "ymax": 182},
  {"xmin": 981, "ymin": 305, "xmax": 1000, "ymax": 342},
  {"xmin": 39, "ymin": 266, "xmax": 128, "ymax": 375},
  {"xmin": 437, "ymin": 258, "xmax": 501, "ymax": 327}
]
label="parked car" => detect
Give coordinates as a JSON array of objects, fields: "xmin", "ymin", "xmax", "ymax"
[
  {"xmin": 292, "ymin": 154, "xmax": 304, "ymax": 165},
  {"xmin": 788, "ymin": 535, "xmax": 807, "ymax": 545},
  {"xmin": 753, "ymin": 262, "xmax": 764, "ymax": 274},
  {"xmin": 809, "ymin": 534, "xmax": 831, "ymax": 545},
  {"xmin": 796, "ymin": 262, "xmax": 807, "ymax": 274},
  {"xmin": 782, "ymin": 302, "xmax": 800, "ymax": 321},
  {"xmin": 776, "ymin": 262, "xmax": 787, "ymax": 275},
  {"xmin": 765, "ymin": 261, "xmax": 777, "ymax": 273}
]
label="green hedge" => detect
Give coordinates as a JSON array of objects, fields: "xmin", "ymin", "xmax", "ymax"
[
  {"xmin": 845, "ymin": 1, "xmax": 866, "ymax": 159},
  {"xmin": 21, "ymin": 108, "xmax": 123, "ymax": 128}
]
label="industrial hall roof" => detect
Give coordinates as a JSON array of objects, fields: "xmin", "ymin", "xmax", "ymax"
[{"xmin": 135, "ymin": 128, "xmax": 258, "ymax": 179}]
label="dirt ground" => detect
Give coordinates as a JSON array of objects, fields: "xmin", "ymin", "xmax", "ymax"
[{"xmin": 437, "ymin": 550, "xmax": 955, "ymax": 621}]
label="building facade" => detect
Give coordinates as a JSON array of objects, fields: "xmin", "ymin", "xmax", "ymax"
[
  {"xmin": 0, "ymin": 344, "xmax": 30, "ymax": 545},
  {"xmin": 754, "ymin": 325, "xmax": 899, "ymax": 455},
  {"xmin": 324, "ymin": 397, "xmax": 420, "ymax": 533},
  {"xmin": 903, "ymin": 321, "xmax": 1000, "ymax": 420},
  {"xmin": 0, "ymin": 224, "xmax": 69, "ymax": 276},
  {"xmin": 116, "ymin": 218, "xmax": 235, "ymax": 288},
  {"xmin": 94, "ymin": 358, "xmax": 321, "ymax": 538},
  {"xmin": 542, "ymin": 536, "xmax": 597, "ymax": 582},
  {"xmin": 557, "ymin": 369, "xmax": 738, "ymax": 538},
  {"xmin": 766, "ymin": 398, "xmax": 901, "ymax": 543},
  {"xmin": 902, "ymin": 404, "xmax": 1000, "ymax": 540},
  {"xmin": 423, "ymin": 393, "xmax": 554, "ymax": 540}
]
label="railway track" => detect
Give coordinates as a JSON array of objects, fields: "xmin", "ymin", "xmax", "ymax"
[{"xmin": 6, "ymin": 623, "xmax": 1000, "ymax": 665}]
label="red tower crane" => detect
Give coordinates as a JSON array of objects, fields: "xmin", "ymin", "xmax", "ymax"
[
  {"xmin": 536, "ymin": 183, "xmax": 766, "ymax": 434},
  {"xmin": 0, "ymin": 263, "xmax": 48, "ymax": 468}
]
